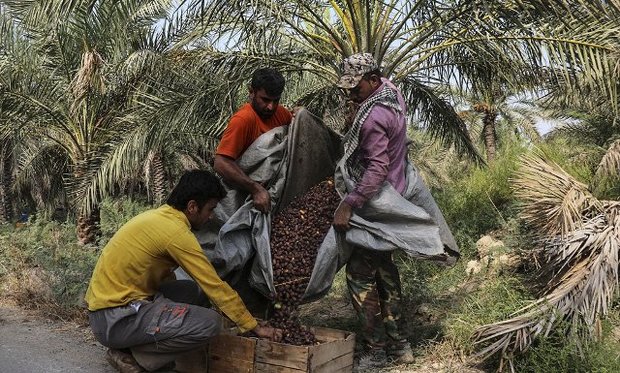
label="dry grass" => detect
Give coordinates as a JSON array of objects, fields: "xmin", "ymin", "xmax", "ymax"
[{"xmin": 1, "ymin": 261, "xmax": 87, "ymax": 323}]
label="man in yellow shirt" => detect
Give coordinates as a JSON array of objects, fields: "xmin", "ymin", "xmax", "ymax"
[{"xmin": 86, "ymin": 170, "xmax": 281, "ymax": 373}]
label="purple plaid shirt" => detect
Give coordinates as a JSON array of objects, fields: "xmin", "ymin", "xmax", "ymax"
[{"xmin": 344, "ymin": 78, "xmax": 408, "ymax": 209}]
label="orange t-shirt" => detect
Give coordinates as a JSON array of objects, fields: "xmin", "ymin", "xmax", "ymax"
[{"xmin": 216, "ymin": 103, "xmax": 292, "ymax": 160}]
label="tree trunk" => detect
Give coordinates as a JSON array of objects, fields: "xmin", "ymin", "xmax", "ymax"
[
  {"xmin": 147, "ymin": 151, "xmax": 167, "ymax": 205},
  {"xmin": 0, "ymin": 145, "xmax": 14, "ymax": 223},
  {"xmin": 77, "ymin": 207, "xmax": 100, "ymax": 245},
  {"xmin": 482, "ymin": 111, "xmax": 498, "ymax": 163},
  {"xmin": 73, "ymin": 160, "xmax": 101, "ymax": 245},
  {"xmin": 474, "ymin": 102, "xmax": 498, "ymax": 163}
]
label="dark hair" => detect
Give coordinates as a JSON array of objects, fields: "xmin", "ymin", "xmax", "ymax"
[
  {"xmin": 166, "ymin": 170, "xmax": 226, "ymax": 210},
  {"xmin": 251, "ymin": 68, "xmax": 286, "ymax": 96}
]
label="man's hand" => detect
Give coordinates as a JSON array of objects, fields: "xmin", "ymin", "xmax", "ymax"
[
  {"xmin": 333, "ymin": 201, "xmax": 353, "ymax": 232},
  {"xmin": 251, "ymin": 183, "xmax": 271, "ymax": 213},
  {"xmin": 214, "ymin": 155, "xmax": 271, "ymax": 214},
  {"xmin": 252, "ymin": 324, "xmax": 283, "ymax": 342},
  {"xmin": 291, "ymin": 105, "xmax": 304, "ymax": 119}
]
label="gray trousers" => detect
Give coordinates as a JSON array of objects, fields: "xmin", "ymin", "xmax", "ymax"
[{"xmin": 88, "ymin": 280, "xmax": 222, "ymax": 371}]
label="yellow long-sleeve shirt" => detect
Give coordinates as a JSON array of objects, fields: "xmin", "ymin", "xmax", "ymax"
[{"xmin": 85, "ymin": 204, "xmax": 257, "ymax": 332}]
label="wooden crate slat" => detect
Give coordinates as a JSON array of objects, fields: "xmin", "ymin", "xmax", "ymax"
[
  {"xmin": 256, "ymin": 340, "xmax": 309, "ymax": 370},
  {"xmin": 311, "ymin": 353, "xmax": 354, "ymax": 373},
  {"xmin": 310, "ymin": 327, "xmax": 351, "ymax": 343},
  {"xmin": 209, "ymin": 355, "xmax": 255, "ymax": 373},
  {"xmin": 255, "ymin": 362, "xmax": 308, "ymax": 373},
  {"xmin": 209, "ymin": 334, "xmax": 256, "ymax": 362},
  {"xmin": 208, "ymin": 326, "xmax": 355, "ymax": 373},
  {"xmin": 309, "ymin": 335, "xmax": 355, "ymax": 367},
  {"xmin": 321, "ymin": 364, "xmax": 354, "ymax": 373},
  {"xmin": 208, "ymin": 334, "xmax": 256, "ymax": 372}
]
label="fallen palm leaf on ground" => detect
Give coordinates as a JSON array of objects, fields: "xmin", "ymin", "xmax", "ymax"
[
  {"xmin": 512, "ymin": 153, "xmax": 602, "ymax": 236},
  {"xmin": 472, "ymin": 153, "xmax": 620, "ymax": 372}
]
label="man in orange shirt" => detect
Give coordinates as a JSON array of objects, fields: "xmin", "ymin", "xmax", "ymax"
[{"xmin": 214, "ymin": 68, "xmax": 292, "ymax": 213}]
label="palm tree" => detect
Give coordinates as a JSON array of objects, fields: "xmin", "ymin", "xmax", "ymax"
[
  {"xmin": 454, "ymin": 86, "xmax": 547, "ymax": 163},
  {"xmin": 0, "ymin": 1, "xmax": 173, "ymax": 243},
  {"xmin": 496, "ymin": 0, "xmax": 620, "ymax": 114},
  {"xmin": 89, "ymin": 0, "xmax": 620, "ymax": 184},
  {"xmin": 169, "ymin": 0, "xmax": 618, "ymax": 160},
  {"xmin": 153, "ymin": 0, "xmax": 489, "ymax": 160}
]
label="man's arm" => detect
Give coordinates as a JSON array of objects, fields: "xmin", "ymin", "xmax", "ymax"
[
  {"xmin": 343, "ymin": 121, "xmax": 390, "ymax": 209},
  {"xmin": 334, "ymin": 116, "xmax": 390, "ymax": 231},
  {"xmin": 213, "ymin": 154, "xmax": 271, "ymax": 213},
  {"xmin": 169, "ymin": 233, "xmax": 281, "ymax": 340},
  {"xmin": 333, "ymin": 200, "xmax": 353, "ymax": 232}
]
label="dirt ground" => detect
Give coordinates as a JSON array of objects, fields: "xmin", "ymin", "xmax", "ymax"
[
  {"xmin": 299, "ymin": 296, "xmax": 486, "ymax": 373},
  {"xmin": 0, "ymin": 297, "xmax": 484, "ymax": 373}
]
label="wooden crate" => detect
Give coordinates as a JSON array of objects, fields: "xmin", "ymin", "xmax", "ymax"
[{"xmin": 208, "ymin": 326, "xmax": 355, "ymax": 373}]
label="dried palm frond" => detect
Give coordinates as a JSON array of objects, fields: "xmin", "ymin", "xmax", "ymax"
[
  {"xmin": 512, "ymin": 153, "xmax": 603, "ymax": 237},
  {"xmin": 177, "ymin": 154, "xmax": 207, "ymax": 171},
  {"xmin": 594, "ymin": 138, "xmax": 620, "ymax": 181},
  {"xmin": 473, "ymin": 212, "xmax": 620, "ymax": 372},
  {"xmin": 69, "ymin": 50, "xmax": 105, "ymax": 113}
]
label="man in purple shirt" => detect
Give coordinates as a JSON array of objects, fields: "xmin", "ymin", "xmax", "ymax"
[{"xmin": 334, "ymin": 53, "xmax": 415, "ymax": 367}]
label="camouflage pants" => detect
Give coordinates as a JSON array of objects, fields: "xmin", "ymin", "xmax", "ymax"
[{"xmin": 346, "ymin": 247, "xmax": 409, "ymax": 353}]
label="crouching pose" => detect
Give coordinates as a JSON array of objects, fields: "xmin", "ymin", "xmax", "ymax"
[{"xmin": 85, "ymin": 170, "xmax": 281, "ymax": 373}]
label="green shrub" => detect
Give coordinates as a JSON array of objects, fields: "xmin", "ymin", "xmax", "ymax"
[
  {"xmin": 538, "ymin": 137, "xmax": 599, "ymax": 186},
  {"xmin": 0, "ymin": 197, "xmax": 151, "ymax": 316},
  {"xmin": 99, "ymin": 197, "xmax": 151, "ymax": 246},
  {"xmin": 434, "ymin": 143, "xmax": 525, "ymax": 257},
  {"xmin": 514, "ymin": 314, "xmax": 620, "ymax": 373},
  {"xmin": 443, "ymin": 272, "xmax": 531, "ymax": 355},
  {"xmin": 0, "ymin": 219, "xmax": 97, "ymax": 316}
]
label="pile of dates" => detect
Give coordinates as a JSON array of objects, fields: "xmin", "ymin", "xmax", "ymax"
[{"xmin": 269, "ymin": 177, "xmax": 341, "ymax": 345}]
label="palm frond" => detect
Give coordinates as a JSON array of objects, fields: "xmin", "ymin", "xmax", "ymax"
[
  {"xmin": 473, "ymin": 212, "xmax": 619, "ymax": 370},
  {"xmin": 594, "ymin": 139, "xmax": 620, "ymax": 182},
  {"xmin": 401, "ymin": 77, "xmax": 483, "ymax": 162},
  {"xmin": 512, "ymin": 152, "xmax": 603, "ymax": 237}
]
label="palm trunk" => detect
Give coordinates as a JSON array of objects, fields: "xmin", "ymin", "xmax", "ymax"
[
  {"xmin": 77, "ymin": 206, "xmax": 100, "ymax": 245},
  {"xmin": 151, "ymin": 152, "xmax": 167, "ymax": 205},
  {"xmin": 73, "ymin": 161, "xmax": 101, "ymax": 245},
  {"xmin": 0, "ymin": 145, "xmax": 14, "ymax": 223},
  {"xmin": 482, "ymin": 111, "xmax": 498, "ymax": 163}
]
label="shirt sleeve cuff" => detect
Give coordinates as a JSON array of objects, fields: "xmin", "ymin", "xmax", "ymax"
[
  {"xmin": 344, "ymin": 193, "xmax": 366, "ymax": 209},
  {"xmin": 236, "ymin": 316, "xmax": 258, "ymax": 334}
]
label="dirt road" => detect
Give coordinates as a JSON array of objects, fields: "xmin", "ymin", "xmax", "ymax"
[
  {"xmin": 0, "ymin": 300, "xmax": 484, "ymax": 373},
  {"xmin": 0, "ymin": 305, "xmax": 114, "ymax": 373}
]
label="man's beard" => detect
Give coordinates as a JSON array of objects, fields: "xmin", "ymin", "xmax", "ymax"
[{"xmin": 252, "ymin": 102, "xmax": 275, "ymax": 120}]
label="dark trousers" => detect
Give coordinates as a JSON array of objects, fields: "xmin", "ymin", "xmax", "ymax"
[{"xmin": 88, "ymin": 280, "xmax": 221, "ymax": 371}]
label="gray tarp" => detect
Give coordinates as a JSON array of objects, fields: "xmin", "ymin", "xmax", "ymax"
[
  {"xmin": 178, "ymin": 108, "xmax": 458, "ymax": 309},
  {"xmin": 177, "ymin": 109, "xmax": 344, "ymax": 305},
  {"xmin": 335, "ymin": 159, "xmax": 460, "ymax": 263}
]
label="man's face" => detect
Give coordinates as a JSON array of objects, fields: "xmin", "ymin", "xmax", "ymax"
[
  {"xmin": 187, "ymin": 198, "xmax": 219, "ymax": 230},
  {"xmin": 250, "ymin": 88, "xmax": 281, "ymax": 120},
  {"xmin": 348, "ymin": 75, "xmax": 380, "ymax": 103}
]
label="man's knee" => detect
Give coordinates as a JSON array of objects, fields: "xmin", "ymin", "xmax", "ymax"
[{"xmin": 188, "ymin": 307, "xmax": 222, "ymax": 341}]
